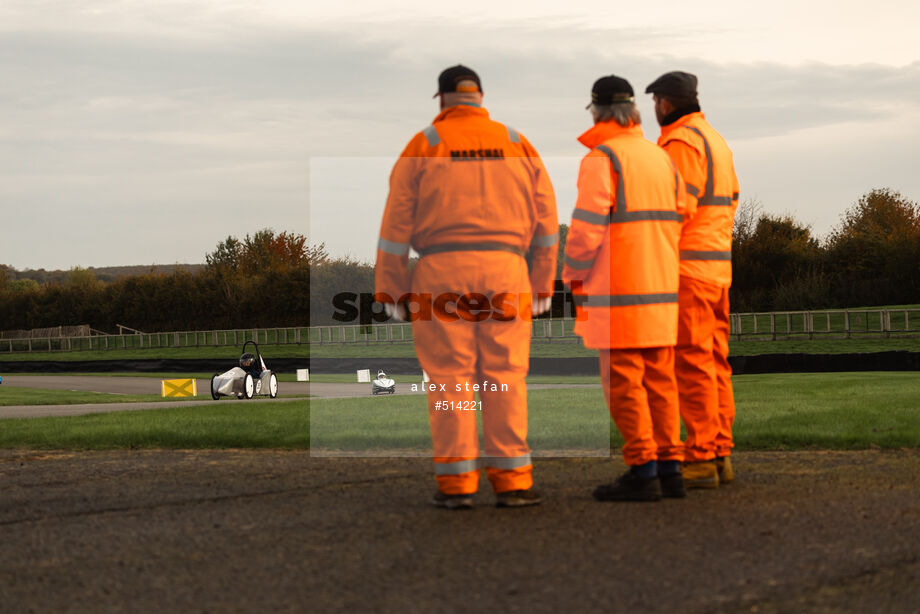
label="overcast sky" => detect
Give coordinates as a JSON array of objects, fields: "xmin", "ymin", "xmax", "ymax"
[{"xmin": 1, "ymin": 0, "xmax": 918, "ymax": 270}]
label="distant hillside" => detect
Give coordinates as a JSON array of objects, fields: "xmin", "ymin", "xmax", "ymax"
[{"xmin": 6, "ymin": 264, "xmax": 206, "ymax": 284}]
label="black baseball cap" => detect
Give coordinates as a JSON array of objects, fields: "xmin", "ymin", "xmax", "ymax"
[
  {"xmin": 434, "ymin": 65, "xmax": 482, "ymax": 98},
  {"xmin": 587, "ymin": 75, "xmax": 635, "ymax": 109},
  {"xmin": 645, "ymin": 71, "xmax": 698, "ymax": 98}
]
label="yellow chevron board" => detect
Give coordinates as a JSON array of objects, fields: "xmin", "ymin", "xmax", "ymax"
[{"xmin": 161, "ymin": 378, "xmax": 197, "ymax": 398}]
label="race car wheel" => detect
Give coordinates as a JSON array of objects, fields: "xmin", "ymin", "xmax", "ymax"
[
  {"xmin": 269, "ymin": 373, "xmax": 278, "ymax": 398},
  {"xmin": 243, "ymin": 373, "xmax": 255, "ymax": 399},
  {"xmin": 210, "ymin": 374, "xmax": 221, "ymax": 400}
]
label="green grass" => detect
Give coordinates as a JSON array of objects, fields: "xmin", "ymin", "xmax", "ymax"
[
  {"xmin": 0, "ymin": 345, "xmax": 311, "ymax": 362},
  {"xmin": 1, "ymin": 372, "xmax": 916, "ymax": 451},
  {"xmin": 732, "ymin": 372, "xmax": 920, "ymax": 449},
  {"xmin": 302, "ymin": 337, "xmax": 920, "ymax": 358},
  {"xmin": 0, "ymin": 399, "xmax": 308, "ymax": 449},
  {"xmin": 3, "ymin": 324, "xmax": 920, "ymax": 363},
  {"xmin": 309, "ymin": 388, "xmax": 610, "ymax": 454},
  {"xmin": 0, "ymin": 386, "xmax": 174, "ymax": 406},
  {"xmin": 4, "ymin": 304, "xmax": 919, "ymax": 364}
]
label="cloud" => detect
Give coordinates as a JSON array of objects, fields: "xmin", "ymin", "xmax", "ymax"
[{"xmin": 0, "ymin": 11, "xmax": 917, "ymax": 268}]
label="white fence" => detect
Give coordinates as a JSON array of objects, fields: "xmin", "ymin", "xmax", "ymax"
[{"xmin": 1, "ymin": 308, "xmax": 919, "ymax": 354}]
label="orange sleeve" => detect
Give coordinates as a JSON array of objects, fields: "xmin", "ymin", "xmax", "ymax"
[
  {"xmin": 562, "ymin": 152, "xmax": 613, "ymax": 286},
  {"xmin": 671, "ymin": 163, "xmax": 694, "ymax": 222},
  {"xmin": 662, "ymin": 138, "xmax": 705, "ymax": 219},
  {"xmin": 521, "ymin": 135, "xmax": 559, "ymax": 296},
  {"xmin": 374, "ymin": 138, "xmax": 423, "ymax": 303}
]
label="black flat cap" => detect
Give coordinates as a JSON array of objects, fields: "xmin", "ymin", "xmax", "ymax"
[
  {"xmin": 645, "ymin": 71, "xmax": 698, "ymax": 98},
  {"xmin": 434, "ymin": 65, "xmax": 482, "ymax": 97},
  {"xmin": 587, "ymin": 75, "xmax": 635, "ymax": 109}
]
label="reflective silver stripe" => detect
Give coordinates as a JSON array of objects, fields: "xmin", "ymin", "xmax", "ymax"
[
  {"xmin": 580, "ymin": 293, "xmax": 678, "ymax": 307},
  {"xmin": 530, "ymin": 232, "xmax": 558, "ymax": 248},
  {"xmin": 572, "ymin": 208, "xmax": 609, "ymax": 226},
  {"xmin": 564, "ymin": 254, "xmax": 595, "ymax": 270},
  {"xmin": 418, "ymin": 242, "xmax": 524, "ymax": 257},
  {"xmin": 483, "ymin": 454, "xmax": 532, "ymax": 470},
  {"xmin": 610, "ymin": 210, "xmax": 683, "ymax": 223},
  {"xmin": 422, "ymin": 125, "xmax": 440, "ymax": 147},
  {"xmin": 699, "ymin": 195, "xmax": 733, "ymax": 207},
  {"xmin": 685, "ymin": 183, "xmax": 700, "ymax": 197},
  {"xmin": 507, "ymin": 126, "xmax": 521, "ymax": 143},
  {"xmin": 673, "ymin": 167, "xmax": 680, "ymax": 201},
  {"xmin": 680, "ymin": 250, "xmax": 731, "ymax": 261},
  {"xmin": 684, "ymin": 127, "xmax": 734, "ymax": 208},
  {"xmin": 434, "ymin": 459, "xmax": 478, "ymax": 475},
  {"xmin": 595, "ymin": 145, "xmax": 627, "ymax": 213},
  {"xmin": 685, "ymin": 126, "xmax": 713, "ymax": 205},
  {"xmin": 377, "ymin": 237, "xmax": 411, "ymax": 256}
]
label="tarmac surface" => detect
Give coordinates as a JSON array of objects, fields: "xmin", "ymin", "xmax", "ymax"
[
  {"xmin": 0, "ymin": 375, "xmax": 598, "ymax": 418},
  {"xmin": 1, "ymin": 448, "xmax": 918, "ymax": 613}
]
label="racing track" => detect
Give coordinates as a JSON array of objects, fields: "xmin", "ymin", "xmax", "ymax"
[
  {"xmin": 1, "ymin": 449, "xmax": 918, "ymax": 612},
  {"xmin": 0, "ymin": 376, "xmax": 599, "ymax": 418}
]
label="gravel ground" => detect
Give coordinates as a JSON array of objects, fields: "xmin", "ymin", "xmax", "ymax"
[{"xmin": 1, "ymin": 449, "xmax": 918, "ymax": 613}]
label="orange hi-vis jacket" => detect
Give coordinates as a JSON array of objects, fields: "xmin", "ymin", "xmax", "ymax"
[
  {"xmin": 658, "ymin": 112, "xmax": 739, "ymax": 287},
  {"xmin": 562, "ymin": 122, "xmax": 686, "ymax": 349},
  {"xmin": 375, "ymin": 104, "xmax": 558, "ymax": 301},
  {"xmin": 562, "ymin": 122, "xmax": 691, "ymax": 349}
]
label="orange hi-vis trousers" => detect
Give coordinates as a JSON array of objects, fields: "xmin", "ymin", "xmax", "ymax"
[
  {"xmin": 411, "ymin": 251, "xmax": 533, "ymax": 495},
  {"xmin": 675, "ymin": 275, "xmax": 736, "ymax": 461},
  {"xmin": 599, "ymin": 347, "xmax": 684, "ymax": 467}
]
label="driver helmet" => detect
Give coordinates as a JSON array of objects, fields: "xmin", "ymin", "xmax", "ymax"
[
  {"xmin": 377, "ymin": 370, "xmax": 387, "ymax": 379},
  {"xmin": 240, "ymin": 353, "xmax": 256, "ymax": 369}
]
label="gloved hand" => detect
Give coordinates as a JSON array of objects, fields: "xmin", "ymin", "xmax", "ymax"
[
  {"xmin": 384, "ymin": 302, "xmax": 407, "ymax": 322},
  {"xmin": 531, "ymin": 295, "xmax": 552, "ymax": 316}
]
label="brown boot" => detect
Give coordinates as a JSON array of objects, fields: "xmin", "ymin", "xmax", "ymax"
[
  {"xmin": 682, "ymin": 461, "xmax": 719, "ymax": 489},
  {"xmin": 715, "ymin": 456, "xmax": 734, "ymax": 484}
]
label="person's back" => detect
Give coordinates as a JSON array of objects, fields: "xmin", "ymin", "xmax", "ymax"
[
  {"xmin": 646, "ymin": 71, "xmax": 740, "ymax": 489},
  {"xmin": 375, "ymin": 65, "xmax": 558, "ymax": 510},
  {"xmin": 563, "ymin": 75, "xmax": 689, "ymax": 503}
]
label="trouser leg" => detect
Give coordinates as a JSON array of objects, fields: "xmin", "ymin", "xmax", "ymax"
[
  {"xmin": 713, "ymin": 285, "xmax": 735, "ymax": 457},
  {"xmin": 676, "ymin": 276, "xmax": 720, "ymax": 462},
  {"xmin": 642, "ymin": 346, "xmax": 683, "ymax": 462},
  {"xmin": 412, "ymin": 295, "xmax": 480, "ymax": 495},
  {"xmin": 600, "ymin": 349, "xmax": 657, "ymax": 466},
  {"xmin": 478, "ymin": 288, "xmax": 532, "ymax": 493}
]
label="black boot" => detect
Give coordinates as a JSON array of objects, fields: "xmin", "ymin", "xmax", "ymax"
[{"xmin": 593, "ymin": 469, "xmax": 662, "ymax": 502}]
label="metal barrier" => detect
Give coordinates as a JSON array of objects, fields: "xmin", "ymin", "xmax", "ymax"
[
  {"xmin": 1, "ymin": 308, "xmax": 918, "ymax": 353},
  {"xmin": 729, "ymin": 308, "xmax": 920, "ymax": 340}
]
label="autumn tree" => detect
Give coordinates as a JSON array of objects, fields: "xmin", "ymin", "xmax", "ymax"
[{"xmin": 825, "ymin": 188, "xmax": 920, "ymax": 305}]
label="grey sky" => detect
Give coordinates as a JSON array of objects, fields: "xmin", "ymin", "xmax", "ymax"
[{"xmin": 2, "ymin": 1, "xmax": 918, "ymax": 269}]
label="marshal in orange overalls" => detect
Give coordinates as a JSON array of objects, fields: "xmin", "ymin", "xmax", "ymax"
[
  {"xmin": 376, "ymin": 104, "xmax": 558, "ymax": 495},
  {"xmin": 658, "ymin": 111, "xmax": 740, "ymax": 462},
  {"xmin": 562, "ymin": 120, "xmax": 691, "ymax": 468}
]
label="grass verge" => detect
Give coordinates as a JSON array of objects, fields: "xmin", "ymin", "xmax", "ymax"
[
  {"xmin": 0, "ymin": 386, "xmax": 181, "ymax": 406},
  {"xmin": 0, "ymin": 399, "xmax": 308, "ymax": 449},
  {"xmin": 0, "ymin": 373, "xmax": 916, "ymax": 450},
  {"xmin": 2, "ymin": 336, "xmax": 920, "ymax": 363}
]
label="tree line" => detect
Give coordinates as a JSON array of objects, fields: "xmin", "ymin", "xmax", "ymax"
[
  {"xmin": 0, "ymin": 189, "xmax": 917, "ymax": 334},
  {"xmin": 729, "ymin": 188, "xmax": 920, "ymax": 311}
]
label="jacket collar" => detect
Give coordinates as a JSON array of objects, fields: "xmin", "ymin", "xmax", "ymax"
[
  {"xmin": 433, "ymin": 104, "xmax": 489, "ymax": 123},
  {"xmin": 659, "ymin": 110, "xmax": 706, "ymax": 140},
  {"xmin": 577, "ymin": 121, "xmax": 643, "ymax": 149}
]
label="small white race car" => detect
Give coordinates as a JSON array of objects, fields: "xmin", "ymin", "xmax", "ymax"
[
  {"xmin": 371, "ymin": 370, "xmax": 396, "ymax": 395},
  {"xmin": 210, "ymin": 341, "xmax": 279, "ymax": 400}
]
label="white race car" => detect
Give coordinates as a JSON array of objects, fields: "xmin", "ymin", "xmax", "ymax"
[
  {"xmin": 210, "ymin": 341, "xmax": 279, "ymax": 400},
  {"xmin": 371, "ymin": 370, "xmax": 396, "ymax": 395}
]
